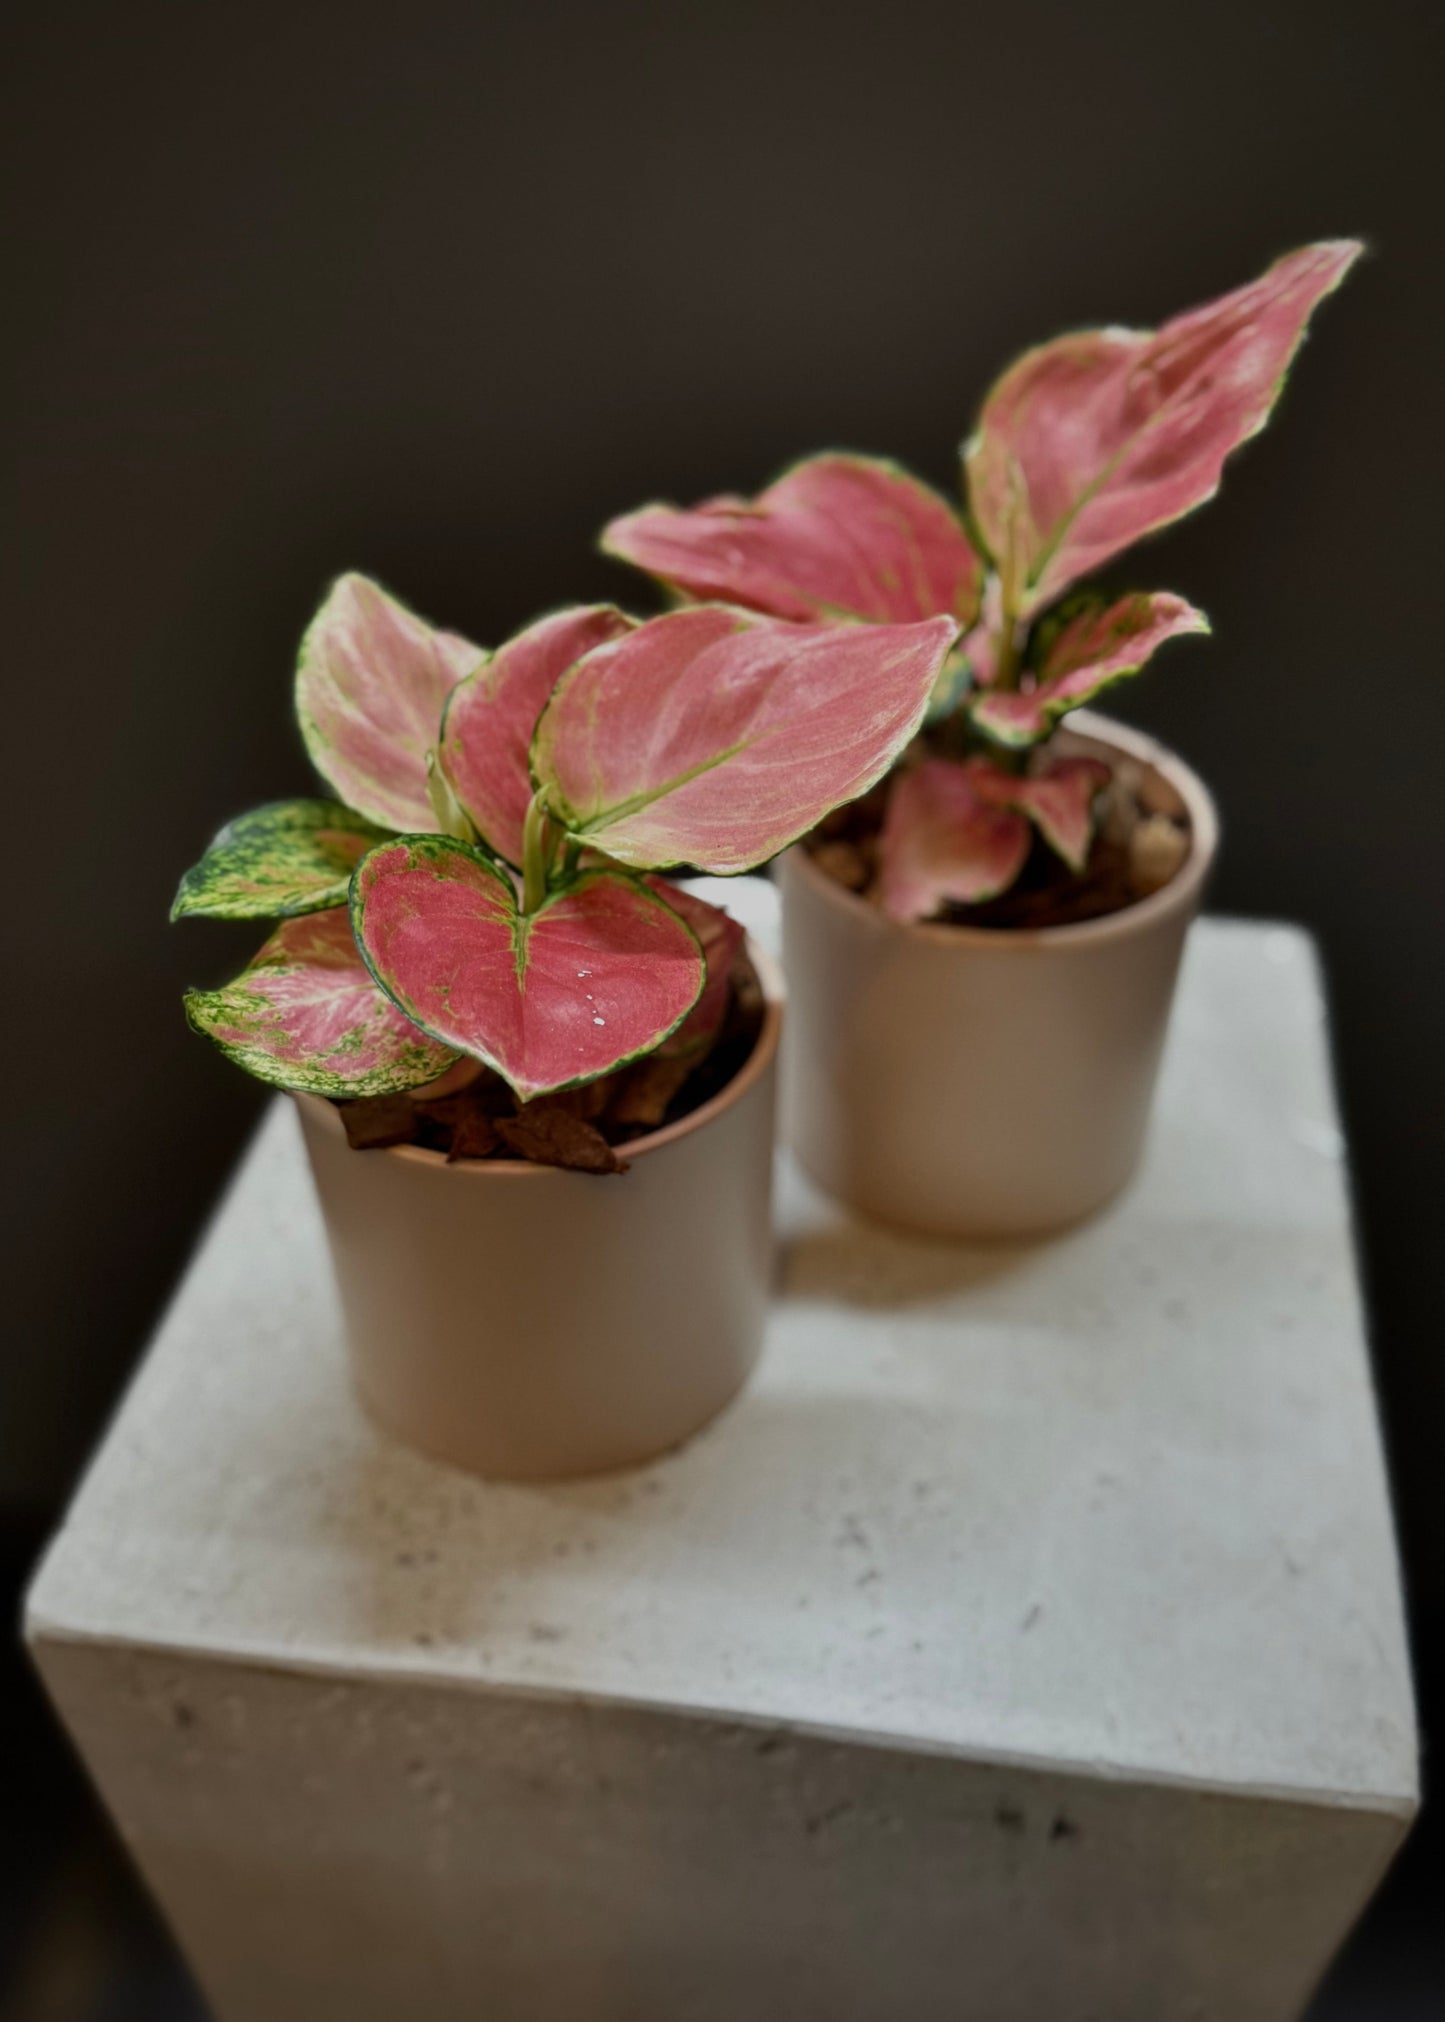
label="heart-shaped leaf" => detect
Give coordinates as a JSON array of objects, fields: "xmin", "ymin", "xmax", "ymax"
[
  {"xmin": 970, "ymin": 591, "xmax": 1208, "ymax": 746},
  {"xmin": 171, "ymin": 799, "xmax": 386, "ymax": 920},
  {"xmin": 352, "ymin": 837, "xmax": 705, "ymax": 1101},
  {"xmin": 439, "ymin": 604, "xmax": 635, "ymax": 863},
  {"xmin": 878, "ymin": 759, "xmax": 1031, "ymax": 922},
  {"xmin": 964, "ymin": 240, "xmax": 1361, "ymax": 615},
  {"xmin": 184, "ymin": 908, "xmax": 457, "ymax": 1095},
  {"xmin": 964, "ymin": 754, "xmax": 1110, "ymax": 871},
  {"xmin": 532, "ymin": 605, "xmax": 959, "ymax": 874},
  {"xmin": 644, "ymin": 878, "xmax": 745, "ymax": 1055},
  {"xmin": 603, "ymin": 453, "xmax": 983, "ymax": 627},
  {"xmin": 296, "ymin": 573, "xmax": 484, "ymax": 831}
]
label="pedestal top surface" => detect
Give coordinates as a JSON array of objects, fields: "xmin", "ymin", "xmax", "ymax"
[{"xmin": 29, "ymin": 911, "xmax": 1416, "ymax": 1813}]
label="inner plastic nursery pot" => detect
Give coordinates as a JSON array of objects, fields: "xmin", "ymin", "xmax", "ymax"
[
  {"xmin": 780, "ymin": 714, "xmax": 1218, "ymax": 1239},
  {"xmin": 295, "ymin": 937, "xmax": 783, "ymax": 1482}
]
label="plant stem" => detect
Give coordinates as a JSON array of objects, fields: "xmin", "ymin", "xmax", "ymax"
[
  {"xmin": 521, "ymin": 792, "xmax": 550, "ymax": 915},
  {"xmin": 992, "ymin": 618, "xmax": 1019, "ymax": 692},
  {"xmin": 993, "ymin": 538, "xmax": 1024, "ymax": 692}
]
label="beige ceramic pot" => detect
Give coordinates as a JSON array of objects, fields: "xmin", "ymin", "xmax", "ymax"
[
  {"xmin": 780, "ymin": 714, "xmax": 1218, "ymax": 1239},
  {"xmin": 295, "ymin": 940, "xmax": 782, "ymax": 1482}
]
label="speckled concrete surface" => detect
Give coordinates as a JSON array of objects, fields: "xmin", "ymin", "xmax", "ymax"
[{"xmin": 25, "ymin": 910, "xmax": 1418, "ymax": 2020}]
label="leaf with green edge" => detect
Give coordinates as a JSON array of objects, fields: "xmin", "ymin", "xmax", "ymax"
[
  {"xmin": 878, "ymin": 759, "xmax": 1031, "ymax": 923},
  {"xmin": 964, "ymin": 754, "xmax": 1111, "ymax": 871},
  {"xmin": 969, "ymin": 590, "xmax": 1208, "ymax": 746},
  {"xmin": 532, "ymin": 605, "xmax": 959, "ymax": 874},
  {"xmin": 964, "ymin": 240, "xmax": 1362, "ymax": 615},
  {"xmin": 184, "ymin": 909, "xmax": 457, "ymax": 1096},
  {"xmin": 296, "ymin": 572, "xmax": 484, "ymax": 832},
  {"xmin": 171, "ymin": 799, "xmax": 387, "ymax": 920},
  {"xmin": 924, "ymin": 643, "xmax": 976, "ymax": 724},
  {"xmin": 644, "ymin": 878, "xmax": 745, "ymax": 1056},
  {"xmin": 351, "ymin": 837, "xmax": 705, "ymax": 1102},
  {"xmin": 439, "ymin": 604, "xmax": 636, "ymax": 864},
  {"xmin": 602, "ymin": 453, "xmax": 983, "ymax": 628}
]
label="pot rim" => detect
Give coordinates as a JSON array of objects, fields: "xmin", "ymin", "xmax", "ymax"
[
  {"xmin": 293, "ymin": 933, "xmax": 784, "ymax": 1176},
  {"xmin": 785, "ymin": 710, "xmax": 1219, "ymax": 954}
]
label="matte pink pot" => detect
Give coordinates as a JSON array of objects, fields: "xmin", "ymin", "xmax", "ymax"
[
  {"xmin": 779, "ymin": 715, "xmax": 1219, "ymax": 1239},
  {"xmin": 294, "ymin": 941, "xmax": 782, "ymax": 1482}
]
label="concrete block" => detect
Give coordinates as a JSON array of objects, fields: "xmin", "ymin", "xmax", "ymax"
[{"xmin": 28, "ymin": 913, "xmax": 1417, "ymax": 2020}]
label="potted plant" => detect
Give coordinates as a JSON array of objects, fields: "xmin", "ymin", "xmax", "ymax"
[
  {"xmin": 174, "ymin": 576, "xmax": 956, "ymax": 1473},
  {"xmin": 602, "ymin": 240, "xmax": 1360, "ymax": 1236}
]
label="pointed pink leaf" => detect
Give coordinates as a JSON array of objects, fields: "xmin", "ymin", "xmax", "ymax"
[
  {"xmin": 878, "ymin": 759, "xmax": 1031, "ymax": 922},
  {"xmin": 603, "ymin": 453, "xmax": 982, "ymax": 627},
  {"xmin": 965, "ymin": 755, "xmax": 1110, "ymax": 871},
  {"xmin": 970, "ymin": 590, "xmax": 1208, "ymax": 746},
  {"xmin": 296, "ymin": 573, "xmax": 484, "ymax": 831},
  {"xmin": 533, "ymin": 606, "xmax": 959, "ymax": 874},
  {"xmin": 644, "ymin": 878, "xmax": 745, "ymax": 1055},
  {"xmin": 184, "ymin": 909, "xmax": 457, "ymax": 1095},
  {"xmin": 965, "ymin": 241, "xmax": 1362, "ymax": 613},
  {"xmin": 352, "ymin": 838, "xmax": 704, "ymax": 1101},
  {"xmin": 439, "ymin": 604, "xmax": 636, "ymax": 864}
]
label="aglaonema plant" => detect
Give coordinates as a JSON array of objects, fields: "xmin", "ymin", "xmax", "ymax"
[
  {"xmin": 174, "ymin": 574, "xmax": 957, "ymax": 1115},
  {"xmin": 601, "ymin": 240, "xmax": 1361, "ymax": 921}
]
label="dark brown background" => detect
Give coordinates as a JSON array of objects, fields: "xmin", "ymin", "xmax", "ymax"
[{"xmin": 2, "ymin": 1, "xmax": 1441, "ymax": 2012}]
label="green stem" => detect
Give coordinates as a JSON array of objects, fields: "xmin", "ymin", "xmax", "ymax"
[
  {"xmin": 992, "ymin": 538, "xmax": 1024, "ymax": 692},
  {"xmin": 520, "ymin": 791, "xmax": 551, "ymax": 915},
  {"xmin": 992, "ymin": 618, "xmax": 1020, "ymax": 692}
]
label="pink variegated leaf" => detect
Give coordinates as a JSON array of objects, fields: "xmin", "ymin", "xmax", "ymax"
[
  {"xmin": 644, "ymin": 878, "xmax": 745, "ymax": 1056},
  {"xmin": 183, "ymin": 908, "xmax": 457, "ymax": 1096},
  {"xmin": 878, "ymin": 759, "xmax": 1030, "ymax": 923},
  {"xmin": 965, "ymin": 755, "xmax": 1110, "ymax": 871},
  {"xmin": 924, "ymin": 644, "xmax": 976, "ymax": 723},
  {"xmin": 970, "ymin": 591, "xmax": 1208, "ymax": 747},
  {"xmin": 927, "ymin": 573, "xmax": 1008, "ymax": 722},
  {"xmin": 352, "ymin": 838, "xmax": 704, "ymax": 1101},
  {"xmin": 965, "ymin": 241, "xmax": 1362, "ymax": 614},
  {"xmin": 411, "ymin": 1054, "xmax": 486, "ymax": 1100},
  {"xmin": 438, "ymin": 604, "xmax": 636, "ymax": 865},
  {"xmin": 296, "ymin": 573, "xmax": 484, "ymax": 831},
  {"xmin": 171, "ymin": 798, "xmax": 386, "ymax": 920},
  {"xmin": 603, "ymin": 453, "xmax": 983, "ymax": 628},
  {"xmin": 533, "ymin": 606, "xmax": 958, "ymax": 874}
]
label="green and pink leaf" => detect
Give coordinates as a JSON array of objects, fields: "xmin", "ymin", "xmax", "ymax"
[
  {"xmin": 970, "ymin": 591, "xmax": 1208, "ymax": 746},
  {"xmin": 171, "ymin": 799, "xmax": 386, "ymax": 920},
  {"xmin": 296, "ymin": 573, "xmax": 484, "ymax": 832},
  {"xmin": 878, "ymin": 760, "xmax": 1031, "ymax": 922},
  {"xmin": 964, "ymin": 755, "xmax": 1110, "ymax": 871},
  {"xmin": 645, "ymin": 878, "xmax": 745, "ymax": 1055},
  {"xmin": 878, "ymin": 753, "xmax": 1110, "ymax": 920},
  {"xmin": 351, "ymin": 837, "xmax": 705, "ymax": 1102},
  {"xmin": 964, "ymin": 240, "xmax": 1361, "ymax": 613},
  {"xmin": 533, "ymin": 605, "xmax": 959, "ymax": 873},
  {"xmin": 184, "ymin": 909, "xmax": 457, "ymax": 1095},
  {"xmin": 439, "ymin": 604, "xmax": 635, "ymax": 864},
  {"xmin": 602, "ymin": 453, "xmax": 983, "ymax": 627}
]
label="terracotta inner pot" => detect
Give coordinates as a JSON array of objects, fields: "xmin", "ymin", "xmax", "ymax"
[
  {"xmin": 295, "ymin": 939, "xmax": 784, "ymax": 1482},
  {"xmin": 780, "ymin": 713, "xmax": 1219, "ymax": 1240}
]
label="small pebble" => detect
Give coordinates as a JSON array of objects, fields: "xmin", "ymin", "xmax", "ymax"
[{"xmin": 1129, "ymin": 814, "xmax": 1189, "ymax": 895}]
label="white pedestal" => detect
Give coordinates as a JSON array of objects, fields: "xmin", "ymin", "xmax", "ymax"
[{"xmin": 27, "ymin": 916, "xmax": 1417, "ymax": 2021}]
